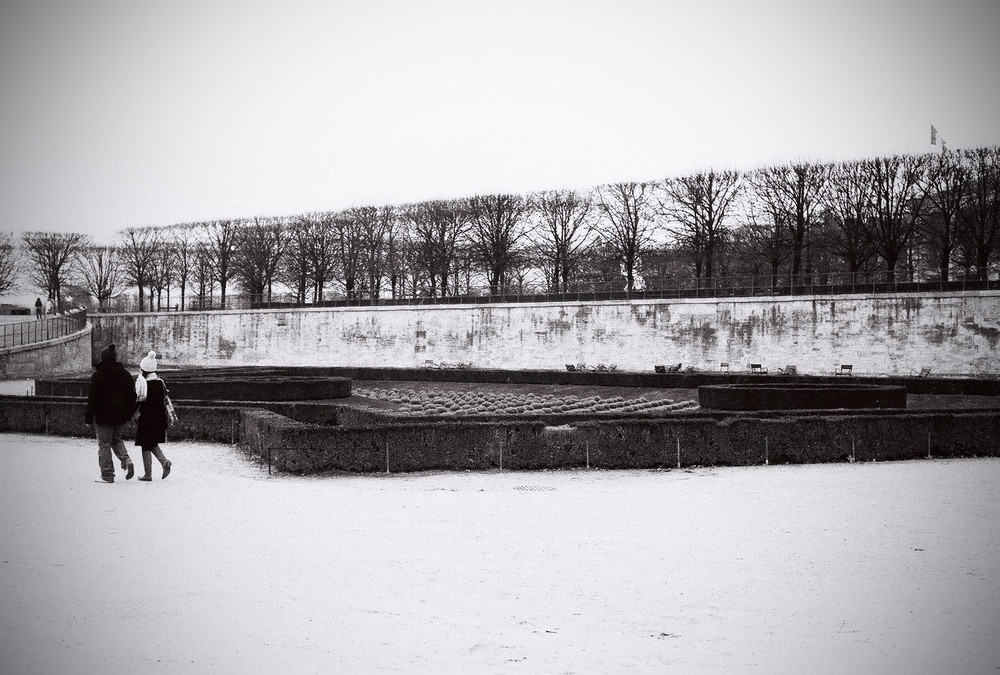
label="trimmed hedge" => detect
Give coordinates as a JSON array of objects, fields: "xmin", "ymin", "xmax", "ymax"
[
  {"xmin": 5, "ymin": 394, "xmax": 999, "ymax": 474},
  {"xmin": 0, "ymin": 396, "xmax": 242, "ymax": 443},
  {"xmin": 237, "ymin": 408, "xmax": 1000, "ymax": 474},
  {"xmin": 35, "ymin": 376, "xmax": 351, "ymax": 401},
  {"xmin": 699, "ymin": 383, "xmax": 907, "ymax": 410},
  {"xmin": 36, "ymin": 366, "xmax": 1000, "ymax": 397}
]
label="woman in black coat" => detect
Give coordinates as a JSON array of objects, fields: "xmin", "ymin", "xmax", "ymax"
[{"xmin": 135, "ymin": 351, "xmax": 172, "ymax": 481}]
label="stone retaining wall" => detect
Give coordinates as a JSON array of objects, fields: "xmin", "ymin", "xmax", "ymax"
[
  {"xmin": 0, "ymin": 324, "xmax": 92, "ymax": 378},
  {"xmin": 91, "ymin": 291, "xmax": 1000, "ymax": 377}
]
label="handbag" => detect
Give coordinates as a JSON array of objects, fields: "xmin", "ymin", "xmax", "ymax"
[{"xmin": 163, "ymin": 382, "xmax": 179, "ymax": 426}]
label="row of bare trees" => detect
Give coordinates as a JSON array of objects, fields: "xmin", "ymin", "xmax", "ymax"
[{"xmin": 4, "ymin": 146, "xmax": 997, "ymax": 312}]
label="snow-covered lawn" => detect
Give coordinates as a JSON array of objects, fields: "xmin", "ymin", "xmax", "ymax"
[{"xmin": 1, "ymin": 432, "xmax": 997, "ymax": 674}]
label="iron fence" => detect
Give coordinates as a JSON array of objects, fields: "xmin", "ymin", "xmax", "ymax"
[
  {"xmin": 205, "ymin": 274, "xmax": 1000, "ymax": 310},
  {"xmin": 0, "ymin": 308, "xmax": 88, "ymax": 350},
  {"xmin": 95, "ymin": 273, "xmax": 1000, "ymax": 313}
]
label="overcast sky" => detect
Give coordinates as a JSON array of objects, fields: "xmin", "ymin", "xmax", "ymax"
[{"xmin": 1, "ymin": 0, "xmax": 998, "ymax": 244}]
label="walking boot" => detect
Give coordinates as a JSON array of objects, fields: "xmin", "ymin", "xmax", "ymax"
[
  {"xmin": 162, "ymin": 460, "xmax": 171, "ymax": 479},
  {"xmin": 124, "ymin": 460, "xmax": 135, "ymax": 480}
]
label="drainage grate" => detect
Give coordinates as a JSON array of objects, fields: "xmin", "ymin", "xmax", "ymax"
[{"xmin": 513, "ymin": 485, "xmax": 557, "ymax": 492}]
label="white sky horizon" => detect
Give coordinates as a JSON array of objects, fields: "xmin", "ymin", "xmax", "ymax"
[{"xmin": 1, "ymin": 0, "xmax": 998, "ymax": 247}]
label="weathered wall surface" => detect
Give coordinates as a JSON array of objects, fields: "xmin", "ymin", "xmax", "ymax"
[
  {"xmin": 91, "ymin": 291, "xmax": 1000, "ymax": 376},
  {"xmin": 0, "ymin": 324, "xmax": 93, "ymax": 378}
]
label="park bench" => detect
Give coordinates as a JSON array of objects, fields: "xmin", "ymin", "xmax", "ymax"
[
  {"xmin": 915, "ymin": 366, "xmax": 931, "ymax": 378},
  {"xmin": 778, "ymin": 365, "xmax": 797, "ymax": 375},
  {"xmin": 565, "ymin": 364, "xmax": 576, "ymax": 372},
  {"xmin": 654, "ymin": 364, "xmax": 666, "ymax": 373},
  {"xmin": 750, "ymin": 363, "xmax": 768, "ymax": 375},
  {"xmin": 835, "ymin": 364, "xmax": 853, "ymax": 377},
  {"xmin": 719, "ymin": 362, "xmax": 729, "ymax": 372}
]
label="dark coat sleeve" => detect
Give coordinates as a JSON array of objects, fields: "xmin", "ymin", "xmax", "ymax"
[{"xmin": 84, "ymin": 371, "xmax": 99, "ymax": 425}]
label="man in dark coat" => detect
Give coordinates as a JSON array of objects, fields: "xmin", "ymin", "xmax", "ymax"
[{"xmin": 85, "ymin": 344, "xmax": 137, "ymax": 482}]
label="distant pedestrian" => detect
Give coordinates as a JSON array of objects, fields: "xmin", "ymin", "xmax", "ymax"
[
  {"xmin": 134, "ymin": 351, "xmax": 172, "ymax": 481},
  {"xmin": 44, "ymin": 297, "xmax": 52, "ymax": 315},
  {"xmin": 85, "ymin": 344, "xmax": 137, "ymax": 482},
  {"xmin": 34, "ymin": 297, "xmax": 42, "ymax": 319}
]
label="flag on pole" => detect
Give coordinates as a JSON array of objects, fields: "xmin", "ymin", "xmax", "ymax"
[{"xmin": 930, "ymin": 124, "xmax": 938, "ymax": 145}]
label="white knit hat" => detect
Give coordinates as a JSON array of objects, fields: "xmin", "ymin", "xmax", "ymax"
[{"xmin": 139, "ymin": 350, "xmax": 158, "ymax": 372}]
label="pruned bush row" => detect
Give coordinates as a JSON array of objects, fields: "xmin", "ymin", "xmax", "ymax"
[{"xmin": 237, "ymin": 409, "xmax": 1000, "ymax": 474}]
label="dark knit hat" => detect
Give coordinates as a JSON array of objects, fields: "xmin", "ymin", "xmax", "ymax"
[{"xmin": 99, "ymin": 344, "xmax": 117, "ymax": 362}]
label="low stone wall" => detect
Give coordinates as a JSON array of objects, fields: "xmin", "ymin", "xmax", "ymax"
[{"xmin": 0, "ymin": 324, "xmax": 93, "ymax": 379}]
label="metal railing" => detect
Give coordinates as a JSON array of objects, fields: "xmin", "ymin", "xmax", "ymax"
[
  {"xmin": 0, "ymin": 308, "xmax": 88, "ymax": 350},
  {"xmin": 95, "ymin": 273, "xmax": 1000, "ymax": 312},
  {"xmin": 198, "ymin": 274, "xmax": 1000, "ymax": 310}
]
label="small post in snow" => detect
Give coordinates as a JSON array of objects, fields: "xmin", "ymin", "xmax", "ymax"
[
  {"xmin": 676, "ymin": 437, "xmax": 681, "ymax": 469},
  {"xmin": 585, "ymin": 440, "xmax": 589, "ymax": 469},
  {"xmin": 765, "ymin": 437, "xmax": 769, "ymax": 465},
  {"xmin": 385, "ymin": 440, "xmax": 390, "ymax": 475},
  {"xmin": 927, "ymin": 431, "xmax": 932, "ymax": 460}
]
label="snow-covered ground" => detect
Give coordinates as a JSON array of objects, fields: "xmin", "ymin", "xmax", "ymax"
[{"xmin": 0, "ymin": 433, "xmax": 997, "ymax": 674}]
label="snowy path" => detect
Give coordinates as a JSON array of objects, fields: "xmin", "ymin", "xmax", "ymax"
[{"xmin": 1, "ymin": 433, "xmax": 998, "ymax": 673}]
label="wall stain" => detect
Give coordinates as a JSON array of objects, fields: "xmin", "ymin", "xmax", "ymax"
[
  {"xmin": 963, "ymin": 319, "xmax": 1000, "ymax": 349},
  {"xmin": 217, "ymin": 337, "xmax": 237, "ymax": 359},
  {"xmin": 630, "ymin": 305, "xmax": 652, "ymax": 327}
]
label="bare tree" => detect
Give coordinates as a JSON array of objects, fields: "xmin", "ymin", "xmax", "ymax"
[
  {"xmin": 594, "ymin": 182, "xmax": 656, "ymax": 290},
  {"xmin": 353, "ymin": 206, "xmax": 396, "ymax": 300},
  {"xmin": 921, "ymin": 150, "xmax": 970, "ymax": 281},
  {"xmin": 233, "ymin": 216, "xmax": 288, "ymax": 304},
  {"xmin": 170, "ymin": 225, "xmax": 198, "ymax": 310},
  {"xmin": 749, "ymin": 162, "xmax": 828, "ymax": 280},
  {"xmin": 333, "ymin": 209, "xmax": 369, "ymax": 299},
  {"xmin": 467, "ymin": 194, "xmax": 532, "ymax": 294},
  {"xmin": 379, "ymin": 206, "xmax": 406, "ymax": 299},
  {"xmin": 861, "ymin": 154, "xmax": 929, "ymax": 281},
  {"xmin": 119, "ymin": 227, "xmax": 160, "ymax": 311},
  {"xmin": 193, "ymin": 242, "xmax": 214, "ymax": 308},
  {"xmin": 22, "ymin": 231, "xmax": 88, "ymax": 311},
  {"xmin": 280, "ymin": 213, "xmax": 337, "ymax": 303},
  {"xmin": 148, "ymin": 241, "xmax": 176, "ymax": 310},
  {"xmin": 202, "ymin": 220, "xmax": 239, "ymax": 308},
  {"xmin": 406, "ymin": 200, "xmax": 469, "ymax": 297},
  {"xmin": 823, "ymin": 160, "xmax": 877, "ymax": 282},
  {"xmin": 77, "ymin": 245, "xmax": 123, "ymax": 311},
  {"xmin": 741, "ymin": 205, "xmax": 791, "ymax": 289},
  {"xmin": 306, "ymin": 213, "xmax": 339, "ymax": 302},
  {"xmin": 281, "ymin": 217, "xmax": 313, "ymax": 304},
  {"xmin": 658, "ymin": 171, "xmax": 741, "ymax": 284},
  {"xmin": 961, "ymin": 146, "xmax": 1000, "ymax": 280},
  {"xmin": 0, "ymin": 233, "xmax": 21, "ymax": 296},
  {"xmin": 532, "ymin": 190, "xmax": 594, "ymax": 293},
  {"xmin": 576, "ymin": 240, "xmax": 628, "ymax": 290}
]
